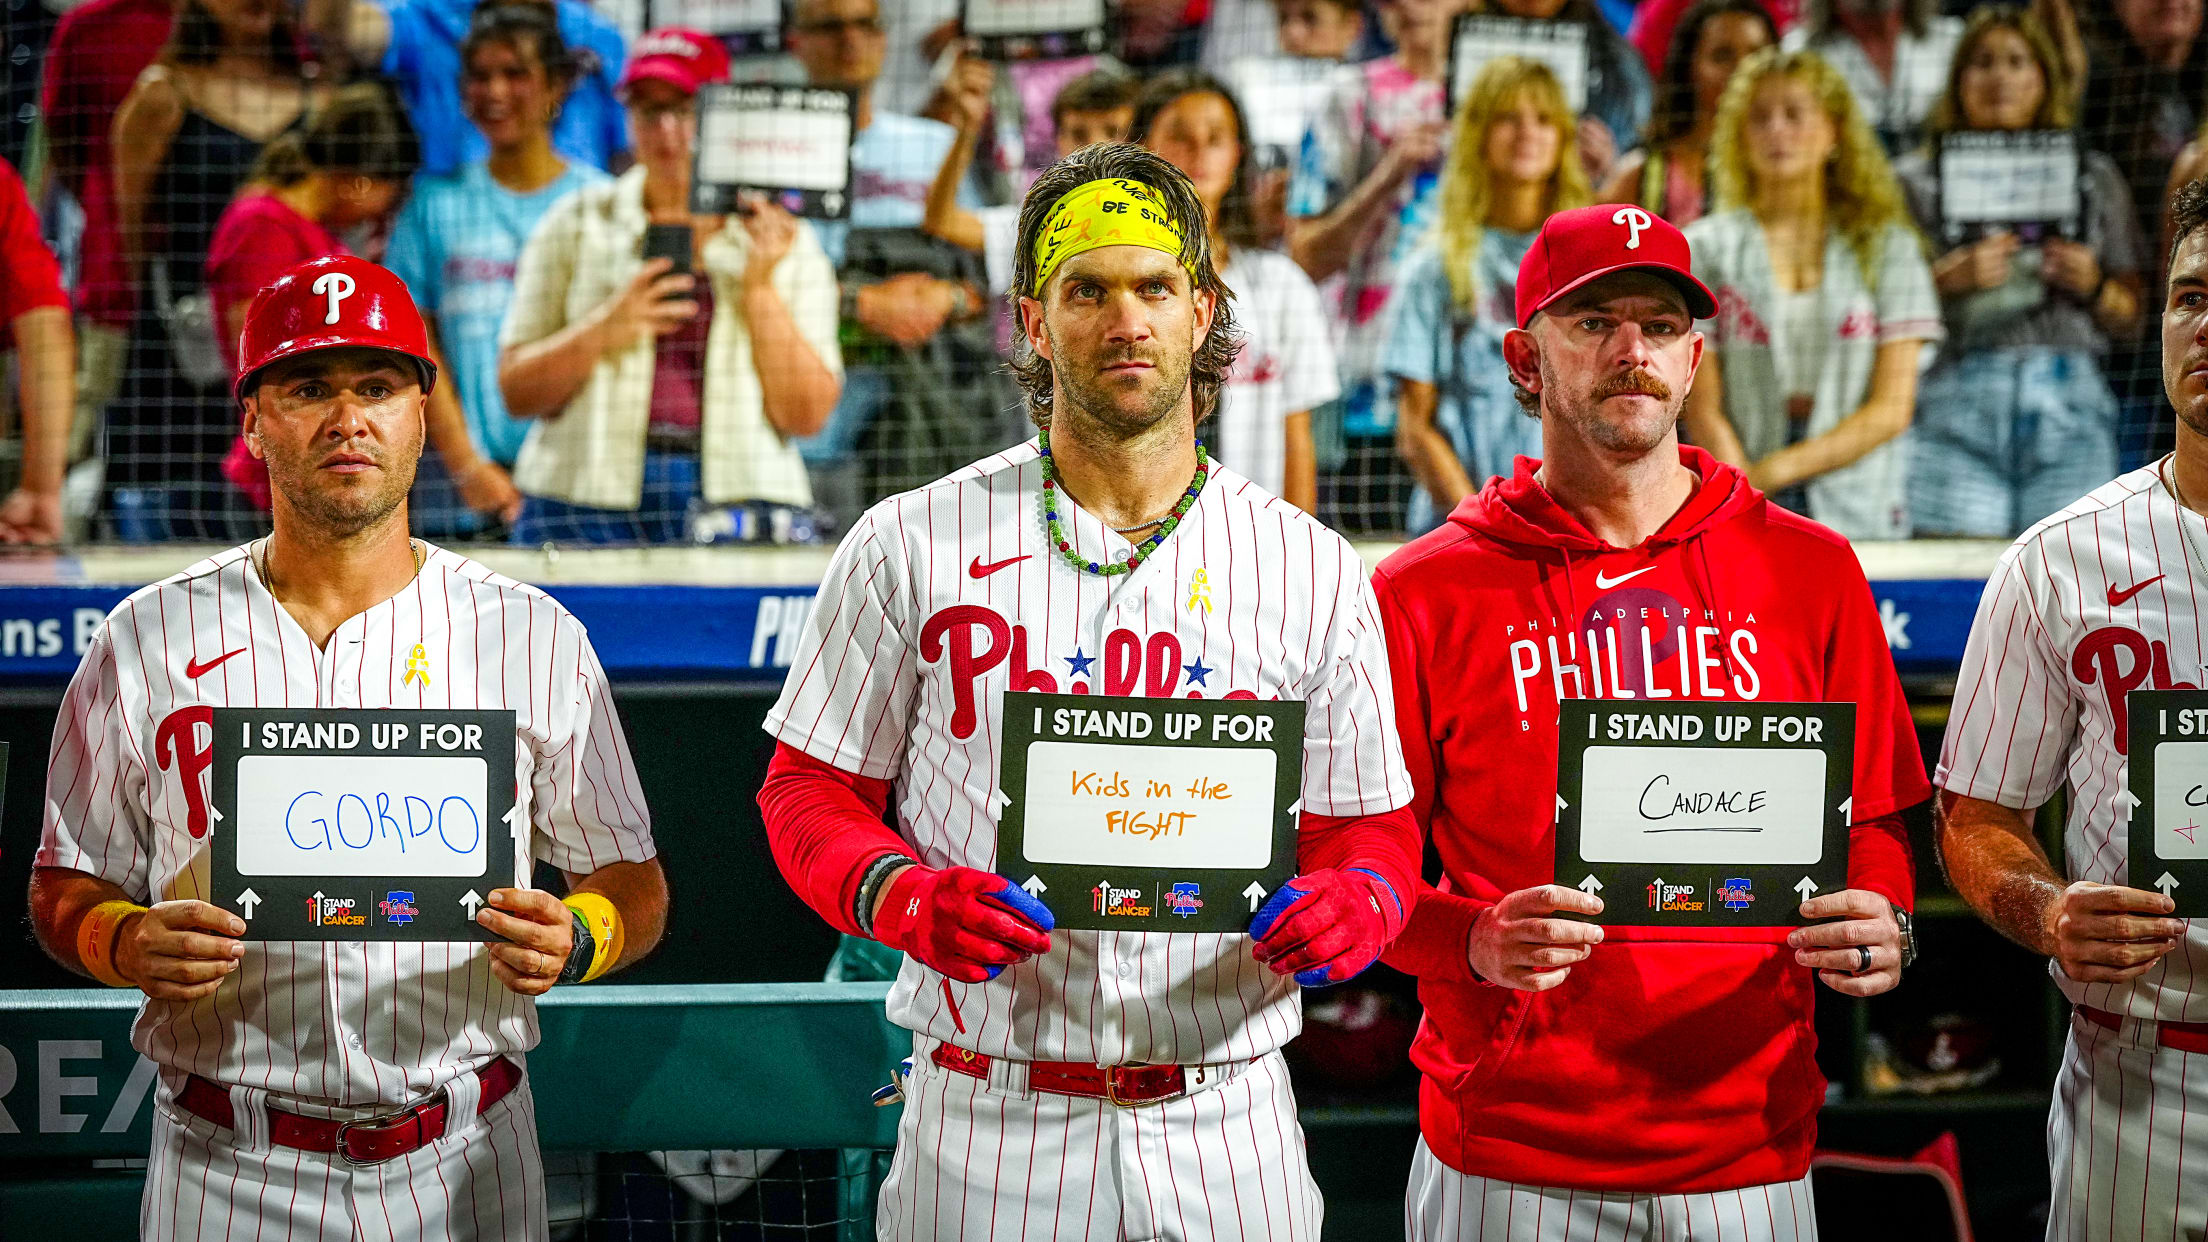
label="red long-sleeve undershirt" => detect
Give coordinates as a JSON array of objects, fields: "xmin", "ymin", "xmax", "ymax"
[{"xmin": 757, "ymin": 741, "xmax": 1424, "ymax": 936}]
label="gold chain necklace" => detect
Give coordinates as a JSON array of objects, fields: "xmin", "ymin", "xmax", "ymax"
[{"xmin": 255, "ymin": 537, "xmax": 426, "ymax": 605}]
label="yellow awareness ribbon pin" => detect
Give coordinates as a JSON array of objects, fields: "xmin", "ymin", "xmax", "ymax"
[
  {"xmin": 1031, "ymin": 178, "xmax": 1195, "ymax": 294},
  {"xmin": 1186, "ymin": 568, "xmax": 1213, "ymax": 614},
  {"xmin": 403, "ymin": 643, "xmax": 432, "ymax": 688}
]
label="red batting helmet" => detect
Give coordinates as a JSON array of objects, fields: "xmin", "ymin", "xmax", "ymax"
[{"xmin": 233, "ymin": 255, "xmax": 438, "ymax": 404}]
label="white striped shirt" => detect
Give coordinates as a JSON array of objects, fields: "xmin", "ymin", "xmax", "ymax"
[
  {"xmin": 765, "ymin": 442, "xmax": 1413, "ymax": 1064},
  {"xmin": 37, "ymin": 543, "xmax": 656, "ymax": 1107},
  {"xmin": 1939, "ymin": 462, "xmax": 2208, "ymax": 1020}
]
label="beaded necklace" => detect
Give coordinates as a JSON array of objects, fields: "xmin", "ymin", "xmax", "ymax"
[{"xmin": 1038, "ymin": 426, "xmax": 1209, "ymax": 576}]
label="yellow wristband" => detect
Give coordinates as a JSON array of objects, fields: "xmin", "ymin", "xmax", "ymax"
[
  {"xmin": 563, "ymin": 893, "xmax": 623, "ymax": 983},
  {"xmin": 77, "ymin": 900, "xmax": 146, "ymax": 988}
]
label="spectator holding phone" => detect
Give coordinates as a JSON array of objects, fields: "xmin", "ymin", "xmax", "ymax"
[
  {"xmin": 1895, "ymin": 5, "xmax": 2140, "ymax": 536},
  {"xmin": 1683, "ymin": 47, "xmax": 1940, "ymax": 541},
  {"xmin": 1383, "ymin": 58, "xmax": 1591, "ymax": 533},
  {"xmin": 1600, "ymin": 0, "xmax": 1777, "ymax": 225},
  {"xmin": 497, "ymin": 28, "xmax": 841, "ymax": 544},
  {"xmin": 205, "ymin": 83, "xmax": 420, "ymax": 512},
  {"xmin": 386, "ymin": 3, "xmax": 607, "ymax": 532},
  {"xmin": 1135, "ymin": 69, "xmax": 1339, "ymax": 512}
]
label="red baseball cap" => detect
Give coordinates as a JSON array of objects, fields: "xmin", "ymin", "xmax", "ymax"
[
  {"xmin": 618, "ymin": 28, "xmax": 732, "ymax": 98},
  {"xmin": 1514, "ymin": 204, "xmax": 1718, "ymax": 328},
  {"xmin": 234, "ymin": 256, "xmax": 436, "ymax": 404}
]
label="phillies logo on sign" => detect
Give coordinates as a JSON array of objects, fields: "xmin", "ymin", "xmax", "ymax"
[{"xmin": 154, "ymin": 705, "xmax": 217, "ymax": 839}]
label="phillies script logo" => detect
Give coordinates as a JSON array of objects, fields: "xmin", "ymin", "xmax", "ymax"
[
  {"xmin": 154, "ymin": 705, "xmax": 216, "ymax": 839},
  {"xmin": 919, "ymin": 605, "xmax": 1253, "ymax": 740},
  {"xmin": 2074, "ymin": 625, "xmax": 2199, "ymax": 754}
]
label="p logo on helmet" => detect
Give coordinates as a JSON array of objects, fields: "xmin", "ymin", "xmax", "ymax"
[
  {"xmin": 233, "ymin": 255, "xmax": 439, "ymax": 405},
  {"xmin": 312, "ymin": 271, "xmax": 357, "ymax": 325}
]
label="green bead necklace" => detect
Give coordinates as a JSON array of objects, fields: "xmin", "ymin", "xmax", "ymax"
[{"xmin": 1038, "ymin": 426, "xmax": 1210, "ymax": 577}]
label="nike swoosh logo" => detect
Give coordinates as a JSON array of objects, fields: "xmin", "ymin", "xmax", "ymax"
[
  {"xmin": 1594, "ymin": 566, "xmax": 1657, "ymax": 589},
  {"xmin": 969, "ymin": 554, "xmax": 1032, "ymax": 580},
  {"xmin": 2109, "ymin": 575, "xmax": 2167, "ymax": 607},
  {"xmin": 185, "ymin": 647, "xmax": 246, "ymax": 679}
]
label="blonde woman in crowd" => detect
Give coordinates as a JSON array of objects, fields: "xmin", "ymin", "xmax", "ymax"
[
  {"xmin": 1381, "ymin": 57, "xmax": 1592, "ymax": 533},
  {"xmin": 1896, "ymin": 5, "xmax": 2142, "ymax": 537},
  {"xmin": 1683, "ymin": 46, "xmax": 1941, "ymax": 540}
]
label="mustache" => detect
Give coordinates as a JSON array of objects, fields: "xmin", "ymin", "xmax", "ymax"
[{"xmin": 1592, "ymin": 369, "xmax": 1673, "ymax": 401}]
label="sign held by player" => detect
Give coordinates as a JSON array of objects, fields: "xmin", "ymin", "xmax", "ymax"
[
  {"xmin": 209, "ymin": 708, "xmax": 520, "ymax": 942},
  {"xmin": 997, "ymin": 692, "xmax": 1304, "ymax": 933},
  {"xmin": 2125, "ymin": 690, "xmax": 2208, "ymax": 915},
  {"xmin": 1554, "ymin": 700, "xmax": 1854, "ymax": 929}
]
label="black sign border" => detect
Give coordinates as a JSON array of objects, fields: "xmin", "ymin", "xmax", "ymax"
[
  {"xmin": 1446, "ymin": 12, "xmax": 1593, "ymax": 114},
  {"xmin": 1554, "ymin": 700, "xmax": 1854, "ymax": 929},
  {"xmin": 688, "ymin": 84, "xmax": 858, "ymax": 220},
  {"xmin": 209, "ymin": 708, "xmax": 518, "ymax": 943},
  {"xmin": 997, "ymin": 691, "xmax": 1303, "ymax": 934},
  {"xmin": 2126, "ymin": 690, "xmax": 2208, "ymax": 915},
  {"xmin": 960, "ymin": 0, "xmax": 1110, "ymax": 60}
]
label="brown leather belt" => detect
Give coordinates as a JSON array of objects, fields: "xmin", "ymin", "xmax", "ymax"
[
  {"xmin": 930, "ymin": 1042, "xmax": 1245, "ymax": 1107},
  {"xmin": 176, "ymin": 1056, "xmax": 522, "ymax": 1165},
  {"xmin": 2081, "ymin": 1005, "xmax": 2208, "ymax": 1055}
]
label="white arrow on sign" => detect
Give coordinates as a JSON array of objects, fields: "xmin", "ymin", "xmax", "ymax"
[
  {"xmin": 1555, "ymin": 794, "xmax": 1569, "ymax": 821},
  {"xmin": 1578, "ymin": 875, "xmax": 1604, "ymax": 895},
  {"xmin": 1022, "ymin": 875, "xmax": 1047, "ymax": 898},
  {"xmin": 234, "ymin": 888, "xmax": 261, "ymax": 920},
  {"xmin": 460, "ymin": 890, "xmax": 484, "ymax": 918},
  {"xmin": 2158, "ymin": 872, "xmax": 2181, "ymax": 898},
  {"xmin": 1243, "ymin": 881, "xmax": 1269, "ymax": 911},
  {"xmin": 1794, "ymin": 877, "xmax": 1819, "ymax": 900},
  {"xmin": 1838, "ymin": 796, "xmax": 1852, "ymax": 817}
]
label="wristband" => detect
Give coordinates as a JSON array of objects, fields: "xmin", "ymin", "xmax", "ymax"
[
  {"xmin": 556, "ymin": 909, "xmax": 595, "ymax": 984},
  {"xmin": 853, "ymin": 852, "xmax": 913, "ymax": 937},
  {"xmin": 77, "ymin": 900, "xmax": 146, "ymax": 988},
  {"xmin": 562, "ymin": 892, "xmax": 624, "ymax": 983}
]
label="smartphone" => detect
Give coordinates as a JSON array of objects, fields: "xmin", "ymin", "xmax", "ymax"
[{"xmin": 642, "ymin": 223, "xmax": 694, "ymax": 280}]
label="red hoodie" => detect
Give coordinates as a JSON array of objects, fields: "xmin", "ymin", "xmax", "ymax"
[{"xmin": 1372, "ymin": 446, "xmax": 1928, "ymax": 1193}]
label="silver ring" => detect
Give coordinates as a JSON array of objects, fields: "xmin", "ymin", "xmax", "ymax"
[{"xmin": 1854, "ymin": 945, "xmax": 1872, "ymax": 974}]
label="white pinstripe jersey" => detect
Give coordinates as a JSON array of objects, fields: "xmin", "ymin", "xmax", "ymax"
[
  {"xmin": 36, "ymin": 543, "xmax": 656, "ymax": 1108},
  {"xmin": 765, "ymin": 442, "xmax": 1413, "ymax": 1064},
  {"xmin": 1940, "ymin": 462, "xmax": 2208, "ymax": 1020}
]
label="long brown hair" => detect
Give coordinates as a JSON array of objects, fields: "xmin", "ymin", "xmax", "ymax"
[
  {"xmin": 1920, "ymin": 6, "xmax": 2075, "ymax": 143},
  {"xmin": 1008, "ymin": 143, "xmax": 1244, "ymax": 428}
]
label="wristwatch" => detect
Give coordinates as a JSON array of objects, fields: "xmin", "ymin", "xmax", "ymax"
[
  {"xmin": 555, "ymin": 908, "xmax": 597, "ymax": 985},
  {"xmin": 1890, "ymin": 902, "xmax": 1918, "ymax": 970}
]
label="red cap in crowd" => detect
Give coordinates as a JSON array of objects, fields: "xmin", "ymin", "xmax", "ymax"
[
  {"xmin": 233, "ymin": 256, "xmax": 438, "ymax": 404},
  {"xmin": 618, "ymin": 28, "xmax": 732, "ymax": 97},
  {"xmin": 1514, "ymin": 204, "xmax": 1718, "ymax": 328}
]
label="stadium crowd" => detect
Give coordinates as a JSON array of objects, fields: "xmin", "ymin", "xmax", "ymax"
[{"xmin": 0, "ymin": 0, "xmax": 2188, "ymax": 546}]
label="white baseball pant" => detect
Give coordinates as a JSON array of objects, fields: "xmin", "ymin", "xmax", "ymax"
[
  {"xmin": 2049, "ymin": 1009, "xmax": 2208, "ymax": 1242},
  {"xmin": 877, "ymin": 1036, "xmax": 1323, "ymax": 1241},
  {"xmin": 140, "ymin": 1070, "xmax": 547, "ymax": 1241},
  {"xmin": 1407, "ymin": 1138, "xmax": 1819, "ymax": 1241}
]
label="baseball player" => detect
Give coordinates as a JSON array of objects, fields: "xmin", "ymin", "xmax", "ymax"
[
  {"xmin": 27, "ymin": 255, "xmax": 666, "ymax": 1241},
  {"xmin": 1938, "ymin": 176, "xmax": 2208, "ymax": 1242},
  {"xmin": 756, "ymin": 142, "xmax": 1421, "ymax": 1241},
  {"xmin": 1372, "ymin": 205, "xmax": 1930, "ymax": 1240}
]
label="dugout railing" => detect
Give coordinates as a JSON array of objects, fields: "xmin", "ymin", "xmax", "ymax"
[{"xmin": 0, "ymin": 982, "xmax": 907, "ymax": 1238}]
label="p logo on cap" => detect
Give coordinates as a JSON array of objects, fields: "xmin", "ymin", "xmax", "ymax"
[
  {"xmin": 1514, "ymin": 203, "xmax": 1719, "ymax": 328},
  {"xmin": 312, "ymin": 272, "xmax": 356, "ymax": 325}
]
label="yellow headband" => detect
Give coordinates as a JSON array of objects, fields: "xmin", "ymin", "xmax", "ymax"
[{"xmin": 1030, "ymin": 178, "xmax": 1195, "ymax": 295}]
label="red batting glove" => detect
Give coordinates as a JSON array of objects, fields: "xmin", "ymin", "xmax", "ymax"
[
  {"xmin": 1250, "ymin": 868, "xmax": 1406, "ymax": 986},
  {"xmin": 874, "ymin": 865, "xmax": 1055, "ymax": 984}
]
